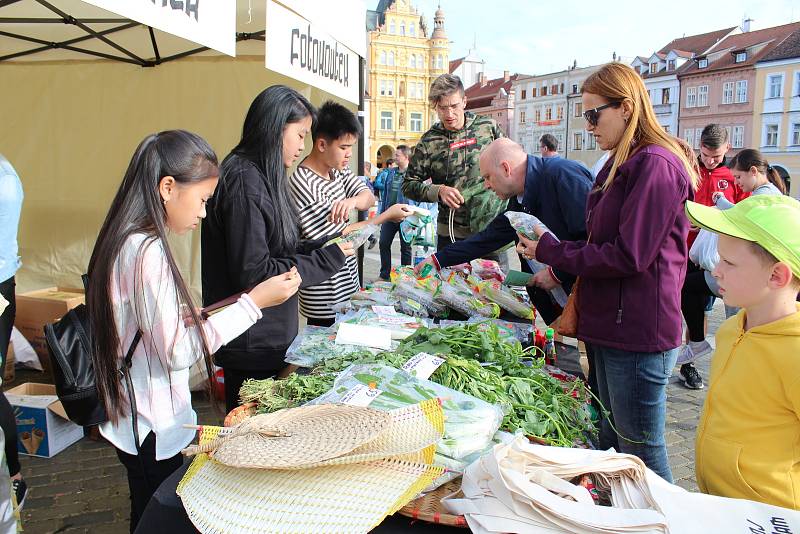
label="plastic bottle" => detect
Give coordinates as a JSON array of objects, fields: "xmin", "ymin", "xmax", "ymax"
[{"xmin": 544, "ymin": 328, "xmax": 557, "ymax": 366}]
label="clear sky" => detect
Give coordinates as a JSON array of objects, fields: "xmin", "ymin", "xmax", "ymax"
[{"xmin": 404, "ymin": 0, "xmax": 799, "ymax": 76}]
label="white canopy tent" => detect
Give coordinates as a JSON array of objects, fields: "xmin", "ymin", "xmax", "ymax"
[{"xmin": 0, "ymin": 0, "xmax": 367, "ymax": 296}]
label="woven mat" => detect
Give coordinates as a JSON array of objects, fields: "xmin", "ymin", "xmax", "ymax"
[{"xmin": 178, "ymin": 425, "xmax": 445, "ymax": 533}]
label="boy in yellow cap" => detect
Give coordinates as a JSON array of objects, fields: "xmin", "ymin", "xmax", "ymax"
[{"xmin": 686, "ymin": 195, "xmax": 800, "ymax": 509}]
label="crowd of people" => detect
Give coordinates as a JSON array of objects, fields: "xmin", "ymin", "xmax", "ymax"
[{"xmin": 0, "ymin": 60, "xmax": 798, "ymax": 530}]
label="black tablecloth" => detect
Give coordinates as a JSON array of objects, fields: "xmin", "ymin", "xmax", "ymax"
[{"xmin": 135, "ymin": 462, "xmax": 468, "ymax": 533}]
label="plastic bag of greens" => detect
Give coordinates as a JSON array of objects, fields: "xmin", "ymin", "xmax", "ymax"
[
  {"xmin": 392, "ymin": 277, "xmax": 448, "ymax": 318},
  {"xmin": 311, "ymin": 363, "xmax": 504, "ymax": 461},
  {"xmin": 476, "ymin": 279, "xmax": 536, "ymax": 320},
  {"xmin": 437, "ymin": 275, "xmax": 499, "ymax": 318},
  {"xmin": 325, "ymin": 224, "xmax": 378, "ymax": 249},
  {"xmin": 284, "ymin": 326, "xmax": 385, "ymax": 367},
  {"xmin": 334, "ymin": 308, "xmax": 429, "ymax": 340},
  {"xmin": 505, "ymin": 211, "xmax": 545, "ymax": 240}
]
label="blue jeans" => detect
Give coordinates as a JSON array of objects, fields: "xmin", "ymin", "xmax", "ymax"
[
  {"xmin": 379, "ymin": 221, "xmax": 411, "ymax": 279},
  {"xmin": 588, "ymin": 344, "xmax": 678, "ymax": 482}
]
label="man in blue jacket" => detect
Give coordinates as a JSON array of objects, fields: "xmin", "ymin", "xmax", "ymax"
[{"xmin": 417, "ymin": 138, "xmax": 592, "ymax": 324}]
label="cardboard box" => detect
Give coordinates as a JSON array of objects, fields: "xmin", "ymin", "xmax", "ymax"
[
  {"xmin": 15, "ymin": 287, "xmax": 85, "ymax": 374},
  {"xmin": 6, "ymin": 383, "xmax": 84, "ymax": 457}
]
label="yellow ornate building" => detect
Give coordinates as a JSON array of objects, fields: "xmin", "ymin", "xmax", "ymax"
[{"xmin": 366, "ymin": 0, "xmax": 449, "ymax": 167}]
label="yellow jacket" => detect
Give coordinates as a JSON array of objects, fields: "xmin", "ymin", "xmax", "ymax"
[{"xmin": 696, "ymin": 305, "xmax": 800, "ymax": 509}]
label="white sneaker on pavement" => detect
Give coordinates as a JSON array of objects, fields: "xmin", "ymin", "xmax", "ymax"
[{"xmin": 676, "ymin": 339, "xmax": 713, "ymax": 365}]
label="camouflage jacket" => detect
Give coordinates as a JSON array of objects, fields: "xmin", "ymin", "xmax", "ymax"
[{"xmin": 402, "ymin": 112, "xmax": 507, "ymax": 240}]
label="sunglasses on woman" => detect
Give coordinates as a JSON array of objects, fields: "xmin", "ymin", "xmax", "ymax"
[{"xmin": 583, "ymin": 101, "xmax": 622, "ymax": 127}]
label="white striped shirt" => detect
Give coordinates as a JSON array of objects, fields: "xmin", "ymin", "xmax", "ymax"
[{"xmin": 289, "ymin": 164, "xmax": 368, "ymax": 319}]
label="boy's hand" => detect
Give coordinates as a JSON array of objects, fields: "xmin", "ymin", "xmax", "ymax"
[
  {"xmin": 329, "ymin": 197, "xmax": 358, "ymax": 224},
  {"xmin": 382, "ymin": 204, "xmax": 414, "ymax": 222},
  {"xmin": 337, "ymin": 241, "xmax": 356, "ymax": 257}
]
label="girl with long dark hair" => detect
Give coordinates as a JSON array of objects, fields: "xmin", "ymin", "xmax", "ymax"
[
  {"xmin": 715, "ymin": 148, "xmax": 787, "ymax": 205},
  {"xmin": 202, "ymin": 86, "xmax": 355, "ymax": 412},
  {"xmin": 88, "ymin": 130, "xmax": 301, "ymax": 531}
]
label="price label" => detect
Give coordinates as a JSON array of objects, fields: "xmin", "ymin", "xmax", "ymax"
[
  {"xmin": 372, "ymin": 305, "xmax": 398, "ymax": 316},
  {"xmin": 340, "ymin": 383, "xmax": 383, "ymax": 407},
  {"xmin": 402, "ymin": 352, "xmax": 446, "ymax": 380}
]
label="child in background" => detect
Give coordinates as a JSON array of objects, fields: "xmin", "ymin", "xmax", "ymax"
[{"xmin": 687, "ymin": 195, "xmax": 800, "ymax": 509}]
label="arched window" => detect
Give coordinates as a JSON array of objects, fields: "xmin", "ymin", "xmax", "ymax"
[
  {"xmin": 388, "ymin": 51, "xmax": 395, "ymax": 66},
  {"xmin": 410, "ymin": 23, "xmax": 416, "ymax": 36},
  {"xmin": 380, "ymin": 51, "xmax": 386, "ymax": 65},
  {"xmin": 409, "ymin": 54, "xmax": 416, "ymax": 69},
  {"xmin": 400, "ymin": 22, "xmax": 405, "ymax": 35}
]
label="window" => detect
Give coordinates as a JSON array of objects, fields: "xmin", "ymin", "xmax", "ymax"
[
  {"xmin": 573, "ymin": 132, "xmax": 584, "ymax": 150},
  {"xmin": 574, "ymin": 101, "xmax": 583, "ymax": 117},
  {"xmin": 684, "ymin": 128, "xmax": 695, "ymax": 147},
  {"xmin": 686, "ymin": 87, "xmax": 697, "ymax": 107},
  {"xmin": 698, "ymin": 58, "xmax": 708, "ymax": 68},
  {"xmin": 556, "ymin": 133, "xmax": 564, "ymax": 147},
  {"xmin": 519, "ymin": 111, "xmax": 526, "ymax": 124},
  {"xmin": 410, "ymin": 23, "xmax": 416, "ymax": 37},
  {"xmin": 551, "ymin": 84, "xmax": 558, "ymax": 94},
  {"xmin": 409, "ymin": 55, "xmax": 416, "ymax": 69},
  {"xmin": 409, "ymin": 82, "xmax": 417, "ymax": 99},
  {"xmin": 571, "ymin": 84, "xmax": 578, "ymax": 94},
  {"xmin": 560, "ymin": 83, "xmax": 565, "ymax": 94},
  {"xmin": 725, "ymin": 126, "xmax": 732, "ymax": 142},
  {"xmin": 386, "ymin": 81, "xmax": 394, "ymax": 96},
  {"xmin": 534, "ymin": 108, "xmax": 541, "ymax": 122},
  {"xmin": 661, "ymin": 87, "xmax": 670, "ymax": 105},
  {"xmin": 532, "ymin": 87, "xmax": 538, "ymax": 97},
  {"xmin": 735, "ymin": 52, "xmax": 746, "ymax": 63},
  {"xmin": 732, "ymin": 126, "xmax": 744, "ymax": 148},
  {"xmin": 379, "ymin": 51, "xmax": 386, "ymax": 65},
  {"xmin": 541, "ymin": 85, "xmax": 548, "ymax": 96},
  {"xmin": 697, "ymin": 85, "xmax": 709, "ymax": 107},
  {"xmin": 557, "ymin": 106, "xmax": 564, "ymax": 120},
  {"xmin": 521, "ymin": 89, "xmax": 527, "ymax": 99},
  {"xmin": 668, "ymin": 59, "xmax": 676, "ymax": 71},
  {"xmin": 388, "ymin": 51, "xmax": 395, "ymax": 66},
  {"xmin": 796, "ymin": 72, "xmax": 800, "ymax": 96},
  {"xmin": 768, "ymin": 74, "xmax": 783, "ymax": 99},
  {"xmin": 436, "ymin": 55, "xmax": 443, "ymax": 69},
  {"xmin": 765, "ymin": 124, "xmax": 778, "ymax": 147},
  {"xmin": 663, "ymin": 125, "xmax": 671, "ymax": 134},
  {"xmin": 735, "ymin": 80, "xmax": 747, "ymax": 103},
  {"xmin": 380, "ymin": 111, "xmax": 393, "ymax": 130},
  {"xmin": 417, "ymin": 82, "xmax": 424, "ymax": 99},
  {"xmin": 389, "ymin": 21, "xmax": 395, "ymax": 34},
  {"xmin": 650, "ymin": 63, "xmax": 658, "ymax": 74},
  {"xmin": 587, "ymin": 133, "xmax": 597, "ymax": 150},
  {"xmin": 545, "ymin": 106, "xmax": 552, "ymax": 120},
  {"xmin": 722, "ymin": 82, "xmax": 734, "ymax": 104},
  {"xmin": 379, "ymin": 80, "xmax": 386, "ymax": 96},
  {"xmin": 694, "ymin": 128, "xmax": 702, "ymax": 149},
  {"xmin": 400, "ymin": 22, "xmax": 405, "ymax": 35},
  {"xmin": 791, "ymin": 123, "xmax": 800, "ymax": 146},
  {"xmin": 410, "ymin": 112, "xmax": 422, "ymax": 132}
]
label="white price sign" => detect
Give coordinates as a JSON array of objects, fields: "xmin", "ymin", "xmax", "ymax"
[
  {"xmin": 402, "ymin": 353, "xmax": 445, "ymax": 380},
  {"xmin": 340, "ymin": 384, "xmax": 382, "ymax": 407}
]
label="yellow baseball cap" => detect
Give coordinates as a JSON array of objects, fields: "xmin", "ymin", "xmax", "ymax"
[{"xmin": 685, "ymin": 195, "xmax": 800, "ymax": 278}]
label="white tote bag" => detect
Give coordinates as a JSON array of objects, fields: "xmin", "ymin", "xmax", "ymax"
[{"xmin": 689, "ymin": 229, "xmax": 720, "ymax": 272}]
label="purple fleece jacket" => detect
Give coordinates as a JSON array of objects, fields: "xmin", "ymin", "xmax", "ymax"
[{"xmin": 536, "ymin": 144, "xmax": 691, "ymax": 353}]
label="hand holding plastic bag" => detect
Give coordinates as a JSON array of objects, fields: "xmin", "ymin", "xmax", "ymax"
[{"xmin": 505, "ymin": 211, "xmax": 549, "ymax": 240}]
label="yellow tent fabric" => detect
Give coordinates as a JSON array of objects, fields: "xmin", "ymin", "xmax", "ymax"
[{"xmin": 0, "ymin": 56, "xmax": 356, "ymax": 298}]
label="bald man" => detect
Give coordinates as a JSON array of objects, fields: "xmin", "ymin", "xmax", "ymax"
[{"xmin": 417, "ymin": 138, "xmax": 593, "ymax": 325}]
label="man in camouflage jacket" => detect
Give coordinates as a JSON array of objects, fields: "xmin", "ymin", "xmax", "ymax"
[{"xmin": 402, "ymin": 74, "xmax": 508, "ymax": 250}]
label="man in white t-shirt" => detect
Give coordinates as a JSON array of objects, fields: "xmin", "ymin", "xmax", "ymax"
[{"xmin": 289, "ymin": 102, "xmax": 375, "ymax": 326}]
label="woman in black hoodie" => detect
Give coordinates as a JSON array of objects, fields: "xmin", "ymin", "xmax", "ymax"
[{"xmin": 201, "ymin": 86, "xmax": 353, "ymax": 411}]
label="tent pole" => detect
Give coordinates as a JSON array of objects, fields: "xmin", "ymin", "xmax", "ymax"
[{"xmin": 357, "ymin": 55, "xmax": 367, "ymax": 287}]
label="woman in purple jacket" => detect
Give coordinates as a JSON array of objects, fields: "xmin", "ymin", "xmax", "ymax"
[{"xmin": 519, "ymin": 62, "xmax": 699, "ymax": 482}]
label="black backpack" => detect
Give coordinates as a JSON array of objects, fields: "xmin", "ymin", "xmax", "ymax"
[{"xmin": 44, "ymin": 277, "xmax": 141, "ymax": 427}]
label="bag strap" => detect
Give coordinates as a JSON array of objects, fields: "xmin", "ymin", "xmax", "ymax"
[{"xmin": 120, "ymin": 331, "xmax": 153, "ymax": 489}]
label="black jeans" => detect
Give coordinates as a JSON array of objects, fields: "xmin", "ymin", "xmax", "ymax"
[
  {"xmin": 115, "ymin": 432, "xmax": 183, "ymax": 533},
  {"xmin": 681, "ymin": 263, "xmax": 714, "ymax": 343},
  {"xmin": 379, "ymin": 221, "xmax": 411, "ymax": 279},
  {"xmin": 0, "ymin": 276, "xmax": 20, "ymax": 476},
  {"xmin": 222, "ymin": 367, "xmax": 280, "ymax": 413}
]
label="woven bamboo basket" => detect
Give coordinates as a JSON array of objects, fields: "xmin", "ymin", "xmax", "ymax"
[
  {"xmin": 398, "ymin": 478, "xmax": 468, "ymax": 528},
  {"xmin": 223, "ymin": 403, "xmax": 257, "ymax": 427}
]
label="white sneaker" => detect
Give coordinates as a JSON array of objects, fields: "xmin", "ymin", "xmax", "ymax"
[{"xmin": 676, "ymin": 340, "xmax": 713, "ymax": 365}]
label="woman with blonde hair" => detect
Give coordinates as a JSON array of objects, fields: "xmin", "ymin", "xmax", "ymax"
[{"xmin": 519, "ymin": 62, "xmax": 698, "ymax": 482}]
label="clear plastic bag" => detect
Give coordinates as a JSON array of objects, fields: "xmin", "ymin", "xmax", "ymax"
[
  {"xmin": 311, "ymin": 363, "xmax": 504, "ymax": 461},
  {"xmin": 400, "ymin": 202, "xmax": 438, "ymax": 247},
  {"xmin": 436, "ymin": 272, "xmax": 500, "ymax": 318},
  {"xmin": 284, "ymin": 326, "xmax": 383, "ymax": 367},
  {"xmin": 524, "ymin": 258, "xmax": 569, "ymax": 308},
  {"xmin": 476, "ymin": 279, "xmax": 536, "ymax": 320},
  {"xmin": 335, "ymin": 308, "xmax": 430, "ymax": 340},
  {"xmin": 689, "ymin": 229, "xmax": 719, "ymax": 271},
  {"xmin": 470, "ymin": 259, "xmax": 505, "ymax": 281},
  {"xmin": 325, "ymin": 224, "xmax": 378, "ymax": 249},
  {"xmin": 391, "ymin": 277, "xmax": 449, "ymax": 318},
  {"xmin": 505, "ymin": 211, "xmax": 544, "ymax": 240}
]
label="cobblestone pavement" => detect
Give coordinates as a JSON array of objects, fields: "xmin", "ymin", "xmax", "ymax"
[{"xmin": 9, "ymin": 238, "xmax": 722, "ymax": 532}]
